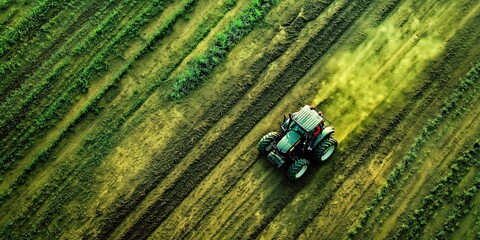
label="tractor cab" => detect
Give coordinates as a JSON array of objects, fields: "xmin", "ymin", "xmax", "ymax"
[
  {"xmin": 258, "ymin": 105, "xmax": 338, "ymax": 180},
  {"xmin": 279, "ymin": 106, "xmax": 324, "ymax": 152}
]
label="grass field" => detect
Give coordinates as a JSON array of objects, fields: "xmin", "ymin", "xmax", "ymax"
[{"xmin": 1, "ymin": 0, "xmax": 479, "ymax": 239}]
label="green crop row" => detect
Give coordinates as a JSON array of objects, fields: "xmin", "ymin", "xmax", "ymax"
[
  {"xmin": 392, "ymin": 140, "xmax": 479, "ymax": 239},
  {"xmin": 72, "ymin": 8, "xmax": 121, "ymax": 55},
  {"xmin": 75, "ymin": 0, "xmax": 166, "ymax": 93},
  {"xmin": 0, "ymin": 0, "xmax": 18, "ymax": 11},
  {"xmin": 109, "ymin": 0, "xmax": 236, "ymax": 129},
  {"xmin": 0, "ymin": 7, "xmax": 18, "ymax": 32},
  {"xmin": 0, "ymin": 0, "xmax": 119, "ymax": 93},
  {"xmin": 434, "ymin": 173, "xmax": 480, "ymax": 239},
  {"xmin": 0, "ymin": 0, "xmax": 92, "ymax": 96},
  {"xmin": 0, "ymin": 0, "xmax": 130, "ymax": 140},
  {"xmin": 0, "ymin": 0, "xmax": 165, "ymax": 173},
  {"xmin": 114, "ymin": 0, "xmax": 235, "ymax": 125},
  {"xmin": 0, "ymin": 0, "xmax": 61, "ymax": 58},
  {"xmin": 169, "ymin": 0, "xmax": 278, "ymax": 99},
  {"xmin": 365, "ymin": 60, "xmax": 480, "ymax": 231},
  {"xmin": 0, "ymin": 0, "xmax": 237, "ymax": 236},
  {"xmin": 347, "ymin": 61, "xmax": 480, "ymax": 239},
  {"xmin": 0, "ymin": 60, "xmax": 70, "ymax": 142},
  {"xmin": 0, "ymin": 0, "xmax": 11, "ymax": 10},
  {"xmin": 0, "ymin": 64, "xmax": 125, "ymax": 208},
  {"xmin": 0, "ymin": 0, "xmax": 203, "ymax": 209}
]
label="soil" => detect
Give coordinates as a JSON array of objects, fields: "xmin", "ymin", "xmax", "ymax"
[{"xmin": 1, "ymin": 0, "xmax": 479, "ymax": 239}]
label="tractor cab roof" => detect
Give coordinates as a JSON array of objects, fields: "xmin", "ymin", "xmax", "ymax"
[{"xmin": 291, "ymin": 105, "xmax": 323, "ymax": 132}]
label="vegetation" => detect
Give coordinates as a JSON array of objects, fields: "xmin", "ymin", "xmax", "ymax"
[
  {"xmin": 0, "ymin": 0, "xmax": 478, "ymax": 239},
  {"xmin": 0, "ymin": 0, "xmax": 62, "ymax": 58},
  {"xmin": 0, "ymin": 0, "xmax": 240, "ymax": 236},
  {"xmin": 434, "ymin": 173, "xmax": 480, "ymax": 239},
  {"xmin": 392, "ymin": 140, "xmax": 479, "ymax": 239},
  {"xmin": 0, "ymin": 0, "xmax": 167, "ymax": 174},
  {"xmin": 169, "ymin": 0, "xmax": 278, "ymax": 99},
  {"xmin": 348, "ymin": 60, "xmax": 480, "ymax": 239}
]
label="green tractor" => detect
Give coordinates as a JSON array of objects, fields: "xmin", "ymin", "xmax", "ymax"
[{"xmin": 258, "ymin": 105, "xmax": 338, "ymax": 180}]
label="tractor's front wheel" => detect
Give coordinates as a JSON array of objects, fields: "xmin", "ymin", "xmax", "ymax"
[
  {"xmin": 287, "ymin": 159, "xmax": 310, "ymax": 180},
  {"xmin": 258, "ymin": 132, "xmax": 280, "ymax": 154},
  {"xmin": 315, "ymin": 138, "xmax": 338, "ymax": 162}
]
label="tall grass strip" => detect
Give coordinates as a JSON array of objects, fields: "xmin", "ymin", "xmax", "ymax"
[{"xmin": 169, "ymin": 0, "xmax": 279, "ymax": 99}]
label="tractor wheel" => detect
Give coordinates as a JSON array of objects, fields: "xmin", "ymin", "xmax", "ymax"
[
  {"xmin": 287, "ymin": 159, "xmax": 310, "ymax": 180},
  {"xmin": 315, "ymin": 138, "xmax": 338, "ymax": 162},
  {"xmin": 258, "ymin": 132, "xmax": 280, "ymax": 154}
]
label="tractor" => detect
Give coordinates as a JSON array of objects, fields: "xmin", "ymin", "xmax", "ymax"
[{"xmin": 258, "ymin": 105, "xmax": 338, "ymax": 180}]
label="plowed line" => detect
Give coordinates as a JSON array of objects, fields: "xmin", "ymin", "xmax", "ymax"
[{"xmin": 115, "ymin": 0, "xmax": 373, "ymax": 238}]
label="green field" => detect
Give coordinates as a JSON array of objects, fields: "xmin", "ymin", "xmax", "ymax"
[{"xmin": 0, "ymin": 0, "xmax": 479, "ymax": 239}]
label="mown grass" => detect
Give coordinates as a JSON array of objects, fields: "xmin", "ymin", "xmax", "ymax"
[
  {"xmin": 169, "ymin": 0, "xmax": 279, "ymax": 99},
  {"xmin": 347, "ymin": 60, "xmax": 480, "ymax": 239}
]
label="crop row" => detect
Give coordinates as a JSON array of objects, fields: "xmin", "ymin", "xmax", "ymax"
[
  {"xmin": 0, "ymin": 7, "xmax": 18, "ymax": 34},
  {"xmin": 434, "ymin": 172, "xmax": 480, "ymax": 239},
  {"xmin": 0, "ymin": 0, "xmax": 92, "ymax": 94},
  {"xmin": 74, "ymin": 0, "xmax": 168, "ymax": 93},
  {"xmin": 0, "ymin": 0, "xmax": 236, "ymax": 237},
  {"xmin": 0, "ymin": 0, "xmax": 131, "ymax": 140},
  {"xmin": 71, "ymin": 8, "xmax": 121, "ymax": 55},
  {"xmin": 0, "ymin": 0, "xmax": 12, "ymax": 10},
  {"xmin": 116, "ymin": 0, "xmax": 379, "ymax": 238},
  {"xmin": 0, "ymin": 0, "xmax": 108, "ymax": 130},
  {"xmin": 0, "ymin": 0, "xmax": 18, "ymax": 10},
  {"xmin": 0, "ymin": 0, "xmax": 168, "ymax": 174},
  {"xmin": 1, "ymin": 0, "xmax": 222, "ymax": 232},
  {"xmin": 0, "ymin": 59, "xmax": 70, "ymax": 140},
  {"xmin": 347, "ymin": 60, "xmax": 480, "ymax": 239},
  {"xmin": 169, "ymin": 0, "xmax": 279, "ymax": 99},
  {"xmin": 0, "ymin": 0, "xmax": 62, "ymax": 58},
  {"xmin": 392, "ymin": 140, "xmax": 479, "ymax": 239},
  {"xmin": 0, "ymin": 0, "xmax": 196, "ymax": 198},
  {"xmin": 0, "ymin": 0, "xmax": 204, "ymax": 202},
  {"xmin": 371, "ymin": 64, "xmax": 480, "ymax": 235}
]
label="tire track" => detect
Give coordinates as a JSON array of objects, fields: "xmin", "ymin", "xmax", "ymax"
[
  {"xmin": 96, "ymin": 0, "xmax": 335, "ymax": 238},
  {"xmin": 298, "ymin": 5, "xmax": 480, "ymax": 238},
  {"xmin": 114, "ymin": 0, "xmax": 375, "ymax": 238}
]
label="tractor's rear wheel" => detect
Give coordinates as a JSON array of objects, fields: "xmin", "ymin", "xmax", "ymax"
[
  {"xmin": 258, "ymin": 132, "xmax": 280, "ymax": 154},
  {"xmin": 287, "ymin": 159, "xmax": 310, "ymax": 180},
  {"xmin": 315, "ymin": 138, "xmax": 338, "ymax": 162}
]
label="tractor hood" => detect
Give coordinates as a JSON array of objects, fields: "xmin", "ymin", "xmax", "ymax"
[{"xmin": 277, "ymin": 131, "xmax": 301, "ymax": 154}]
